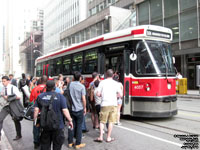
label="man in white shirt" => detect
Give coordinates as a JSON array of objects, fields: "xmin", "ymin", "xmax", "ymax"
[
  {"xmin": 0, "ymin": 76, "xmax": 22, "ymax": 141},
  {"xmin": 94, "ymin": 69, "xmax": 122, "ymax": 143}
]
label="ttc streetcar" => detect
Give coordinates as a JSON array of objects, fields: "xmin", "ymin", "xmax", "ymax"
[{"xmin": 35, "ymin": 25, "xmax": 177, "ymax": 118}]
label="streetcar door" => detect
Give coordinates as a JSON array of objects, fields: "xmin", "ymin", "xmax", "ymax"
[
  {"xmin": 104, "ymin": 45, "xmax": 124, "ymax": 83},
  {"xmin": 42, "ymin": 64, "xmax": 49, "ymax": 76}
]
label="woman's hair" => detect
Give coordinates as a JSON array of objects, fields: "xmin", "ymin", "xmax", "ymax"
[
  {"xmin": 58, "ymin": 74, "xmax": 63, "ymax": 80},
  {"xmin": 113, "ymin": 74, "xmax": 119, "ymax": 82},
  {"xmin": 94, "ymin": 80, "xmax": 100, "ymax": 88}
]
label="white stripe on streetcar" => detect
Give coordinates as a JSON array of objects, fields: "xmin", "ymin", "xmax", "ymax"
[{"xmin": 116, "ymin": 125, "xmax": 182, "ymax": 147}]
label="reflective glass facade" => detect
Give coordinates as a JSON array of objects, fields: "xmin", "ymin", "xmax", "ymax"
[
  {"xmin": 43, "ymin": 0, "xmax": 87, "ymax": 54},
  {"xmin": 137, "ymin": 0, "xmax": 200, "ymax": 89}
]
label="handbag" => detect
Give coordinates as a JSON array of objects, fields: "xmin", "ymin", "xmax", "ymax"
[
  {"xmin": 22, "ymin": 85, "xmax": 30, "ymax": 99},
  {"xmin": 23, "ymin": 104, "xmax": 34, "ymax": 121}
]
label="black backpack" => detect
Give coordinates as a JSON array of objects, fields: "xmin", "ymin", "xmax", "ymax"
[
  {"xmin": 63, "ymin": 83, "xmax": 73, "ymax": 112},
  {"xmin": 39, "ymin": 94, "xmax": 60, "ymax": 130},
  {"xmin": 20, "ymin": 79, "xmax": 27, "ymax": 87}
]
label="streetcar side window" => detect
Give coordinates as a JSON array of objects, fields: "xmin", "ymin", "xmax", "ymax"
[
  {"xmin": 72, "ymin": 53, "xmax": 83, "ymax": 73},
  {"xmin": 63, "ymin": 56, "xmax": 71, "ymax": 75},
  {"xmin": 36, "ymin": 63, "xmax": 42, "ymax": 77},
  {"xmin": 84, "ymin": 50, "xmax": 97, "ymax": 73},
  {"xmin": 54, "ymin": 58, "xmax": 63, "ymax": 75}
]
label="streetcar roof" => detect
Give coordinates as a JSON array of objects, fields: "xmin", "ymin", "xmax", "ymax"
[{"xmin": 36, "ymin": 25, "xmax": 172, "ymax": 63}]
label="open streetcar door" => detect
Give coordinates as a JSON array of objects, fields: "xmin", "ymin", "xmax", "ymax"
[{"xmin": 42, "ymin": 64, "xmax": 49, "ymax": 77}]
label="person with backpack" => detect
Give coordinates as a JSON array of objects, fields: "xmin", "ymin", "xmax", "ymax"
[
  {"xmin": 30, "ymin": 75, "xmax": 48, "ymax": 149},
  {"xmin": 18, "ymin": 73, "xmax": 29, "ymax": 108},
  {"xmin": 34, "ymin": 80, "xmax": 73, "ymax": 150}
]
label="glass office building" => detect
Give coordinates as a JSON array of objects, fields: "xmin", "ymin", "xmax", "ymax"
[
  {"xmin": 43, "ymin": 0, "xmax": 87, "ymax": 54},
  {"xmin": 136, "ymin": 0, "xmax": 200, "ymax": 89}
]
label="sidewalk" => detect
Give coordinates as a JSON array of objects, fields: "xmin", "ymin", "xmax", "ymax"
[
  {"xmin": 177, "ymin": 90, "xmax": 200, "ymax": 99},
  {"xmin": 0, "ymin": 130, "xmax": 13, "ymax": 150}
]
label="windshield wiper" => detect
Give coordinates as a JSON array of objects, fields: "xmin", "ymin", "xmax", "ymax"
[{"xmin": 159, "ymin": 44, "xmax": 168, "ymax": 79}]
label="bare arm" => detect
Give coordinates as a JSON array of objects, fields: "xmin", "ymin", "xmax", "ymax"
[
  {"xmin": 62, "ymin": 108, "xmax": 73, "ymax": 128},
  {"xmin": 96, "ymin": 91, "xmax": 101, "ymax": 97},
  {"xmin": 82, "ymin": 95, "xmax": 86, "ymax": 115},
  {"xmin": 34, "ymin": 107, "xmax": 39, "ymax": 120}
]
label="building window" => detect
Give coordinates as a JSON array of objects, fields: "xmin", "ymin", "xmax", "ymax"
[
  {"xmin": 180, "ymin": 0, "xmax": 196, "ymax": 11},
  {"xmin": 99, "ymin": 2, "xmax": 104, "ymax": 11},
  {"xmin": 97, "ymin": 22, "xmax": 103, "ymax": 36},
  {"xmin": 180, "ymin": 9, "xmax": 198, "ymax": 41},
  {"xmin": 104, "ymin": 19, "xmax": 110, "ymax": 33},
  {"xmin": 164, "ymin": 0, "xmax": 179, "ymax": 42},
  {"xmin": 91, "ymin": 25, "xmax": 96, "ymax": 38},
  {"xmin": 86, "ymin": 28, "xmax": 90, "ymax": 40},
  {"xmin": 80, "ymin": 30, "xmax": 85, "ymax": 42},
  {"xmin": 138, "ymin": 1, "xmax": 149, "ymax": 25},
  {"xmin": 150, "ymin": 0, "xmax": 162, "ymax": 26},
  {"xmin": 91, "ymin": 7, "xmax": 97, "ymax": 15}
]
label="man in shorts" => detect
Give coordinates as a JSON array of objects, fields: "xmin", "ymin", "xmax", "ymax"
[{"xmin": 94, "ymin": 69, "xmax": 122, "ymax": 143}]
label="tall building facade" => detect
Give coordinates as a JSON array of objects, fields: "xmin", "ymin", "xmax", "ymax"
[
  {"xmin": 136, "ymin": 0, "xmax": 199, "ymax": 89},
  {"xmin": 2, "ymin": 0, "xmax": 23, "ymax": 77},
  {"xmin": 43, "ymin": 0, "xmax": 87, "ymax": 54},
  {"xmin": 20, "ymin": 9, "xmax": 44, "ymax": 75},
  {"xmin": 60, "ymin": 0, "xmax": 136, "ymax": 47}
]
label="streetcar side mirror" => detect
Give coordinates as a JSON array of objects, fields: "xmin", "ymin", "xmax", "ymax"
[{"xmin": 130, "ymin": 52, "xmax": 137, "ymax": 61}]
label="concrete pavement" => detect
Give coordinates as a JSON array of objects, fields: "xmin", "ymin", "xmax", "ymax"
[
  {"xmin": 1, "ymin": 90, "xmax": 200, "ymax": 149},
  {"xmin": 0, "ymin": 130, "xmax": 13, "ymax": 150}
]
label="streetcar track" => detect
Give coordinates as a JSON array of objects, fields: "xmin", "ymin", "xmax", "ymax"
[
  {"xmin": 122, "ymin": 119, "xmax": 198, "ymax": 136},
  {"xmin": 178, "ymin": 109, "xmax": 200, "ymax": 114},
  {"xmin": 139, "ymin": 121, "xmax": 198, "ymax": 135},
  {"xmin": 174, "ymin": 116, "xmax": 200, "ymax": 123}
]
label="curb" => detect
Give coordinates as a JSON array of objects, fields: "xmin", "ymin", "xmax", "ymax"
[{"xmin": 177, "ymin": 94, "xmax": 200, "ymax": 99}]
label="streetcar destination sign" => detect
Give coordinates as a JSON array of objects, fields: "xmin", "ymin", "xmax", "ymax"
[{"xmin": 146, "ymin": 30, "xmax": 171, "ymax": 39}]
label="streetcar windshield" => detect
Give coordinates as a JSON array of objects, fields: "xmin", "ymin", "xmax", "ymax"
[{"xmin": 136, "ymin": 40, "xmax": 175, "ymax": 75}]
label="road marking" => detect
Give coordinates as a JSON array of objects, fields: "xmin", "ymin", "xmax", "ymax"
[{"xmin": 115, "ymin": 125, "xmax": 182, "ymax": 147}]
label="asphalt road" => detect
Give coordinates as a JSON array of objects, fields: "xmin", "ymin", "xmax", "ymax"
[{"xmin": 1, "ymin": 97, "xmax": 200, "ymax": 150}]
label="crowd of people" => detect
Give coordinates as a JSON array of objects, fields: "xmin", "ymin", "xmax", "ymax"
[{"xmin": 0, "ymin": 69, "xmax": 123, "ymax": 150}]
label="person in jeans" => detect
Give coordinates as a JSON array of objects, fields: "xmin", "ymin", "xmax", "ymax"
[
  {"xmin": 30, "ymin": 75, "xmax": 47, "ymax": 149},
  {"xmin": 68, "ymin": 71, "xmax": 86, "ymax": 149},
  {"xmin": 0, "ymin": 76, "xmax": 22, "ymax": 141},
  {"xmin": 34, "ymin": 80, "xmax": 73, "ymax": 150}
]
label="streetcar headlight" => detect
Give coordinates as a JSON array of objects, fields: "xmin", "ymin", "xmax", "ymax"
[
  {"xmin": 146, "ymin": 87, "xmax": 151, "ymax": 91},
  {"xmin": 167, "ymin": 83, "xmax": 171, "ymax": 89},
  {"xmin": 145, "ymin": 83, "xmax": 151, "ymax": 91}
]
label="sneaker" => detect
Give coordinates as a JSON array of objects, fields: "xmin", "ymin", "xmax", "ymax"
[
  {"xmin": 68, "ymin": 143, "xmax": 74, "ymax": 148},
  {"xmin": 117, "ymin": 122, "xmax": 122, "ymax": 126},
  {"xmin": 75, "ymin": 143, "xmax": 86, "ymax": 149},
  {"xmin": 82, "ymin": 134, "xmax": 85, "ymax": 138}
]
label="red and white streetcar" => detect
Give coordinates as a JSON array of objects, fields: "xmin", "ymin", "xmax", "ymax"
[{"xmin": 35, "ymin": 25, "xmax": 177, "ymax": 118}]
